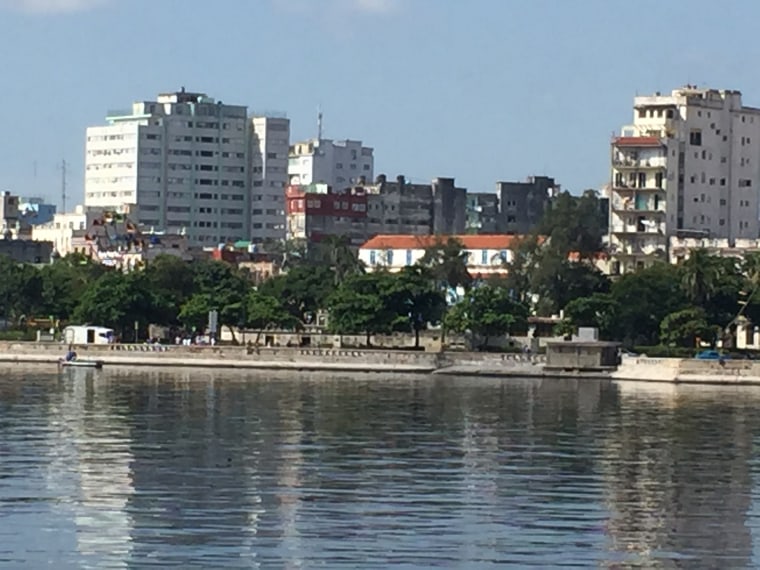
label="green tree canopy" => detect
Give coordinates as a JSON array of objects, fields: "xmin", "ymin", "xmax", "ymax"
[
  {"xmin": 660, "ymin": 307, "xmax": 717, "ymax": 348},
  {"xmin": 444, "ymin": 285, "xmax": 529, "ymax": 349}
]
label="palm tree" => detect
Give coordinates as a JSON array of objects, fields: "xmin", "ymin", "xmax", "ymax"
[
  {"xmin": 419, "ymin": 237, "xmax": 472, "ymax": 294},
  {"xmin": 311, "ymin": 235, "xmax": 364, "ymax": 285},
  {"xmin": 680, "ymin": 248, "xmax": 722, "ymax": 306}
]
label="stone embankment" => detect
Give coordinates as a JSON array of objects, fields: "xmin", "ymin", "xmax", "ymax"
[
  {"xmin": 0, "ymin": 341, "xmax": 546, "ymax": 375},
  {"xmin": 3, "ymin": 342, "xmax": 760, "ymax": 384}
]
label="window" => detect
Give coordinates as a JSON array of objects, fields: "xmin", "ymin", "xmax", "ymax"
[
  {"xmin": 667, "ymin": 109, "xmax": 674, "ymax": 118},
  {"xmin": 740, "ymin": 179, "xmax": 753, "ymax": 187},
  {"xmin": 370, "ymin": 250, "xmax": 376, "ymax": 265},
  {"xmin": 267, "ymin": 152, "xmax": 277, "ymax": 159},
  {"xmin": 689, "ymin": 130, "xmax": 702, "ymax": 146},
  {"xmin": 336, "ymin": 163, "xmax": 344, "ymax": 169},
  {"xmin": 406, "ymin": 250, "xmax": 412, "ymax": 265},
  {"xmin": 385, "ymin": 250, "xmax": 394, "ymax": 265}
]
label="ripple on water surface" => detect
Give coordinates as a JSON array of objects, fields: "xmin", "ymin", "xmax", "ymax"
[{"xmin": 1, "ymin": 369, "xmax": 760, "ymax": 568}]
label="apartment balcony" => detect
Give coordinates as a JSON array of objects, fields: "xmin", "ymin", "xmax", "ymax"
[
  {"xmin": 611, "ymin": 156, "xmax": 667, "ymax": 170},
  {"xmin": 610, "ymin": 182, "xmax": 666, "ymax": 193},
  {"xmin": 611, "ymin": 202, "xmax": 666, "ymax": 215},
  {"xmin": 610, "ymin": 222, "xmax": 665, "ymax": 236}
]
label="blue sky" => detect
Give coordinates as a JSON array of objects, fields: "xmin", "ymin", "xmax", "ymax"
[{"xmin": 2, "ymin": 0, "xmax": 760, "ymax": 208}]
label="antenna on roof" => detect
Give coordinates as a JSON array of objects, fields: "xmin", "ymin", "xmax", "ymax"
[{"xmin": 317, "ymin": 105, "xmax": 323, "ymax": 141}]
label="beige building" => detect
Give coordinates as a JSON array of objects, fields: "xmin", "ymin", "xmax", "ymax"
[{"xmin": 609, "ymin": 86, "xmax": 760, "ymax": 275}]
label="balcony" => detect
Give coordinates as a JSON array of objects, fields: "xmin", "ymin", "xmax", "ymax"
[
  {"xmin": 610, "ymin": 221, "xmax": 665, "ymax": 235},
  {"xmin": 612, "ymin": 156, "xmax": 667, "ymax": 170},
  {"xmin": 611, "ymin": 200, "xmax": 666, "ymax": 215}
]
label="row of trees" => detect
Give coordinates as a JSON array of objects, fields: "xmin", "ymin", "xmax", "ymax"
[
  {"xmin": 1, "ymin": 189, "xmax": 757, "ymax": 349},
  {"xmin": 0, "ymin": 236, "xmax": 527, "ymax": 346}
]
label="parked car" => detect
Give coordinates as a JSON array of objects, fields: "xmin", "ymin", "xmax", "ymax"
[{"xmin": 695, "ymin": 350, "xmax": 728, "ymax": 360}]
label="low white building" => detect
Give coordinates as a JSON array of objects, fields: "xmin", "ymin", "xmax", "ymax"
[
  {"xmin": 32, "ymin": 206, "xmax": 97, "ymax": 257},
  {"xmin": 668, "ymin": 236, "xmax": 760, "ymax": 263},
  {"xmin": 358, "ymin": 234, "xmax": 518, "ymax": 279}
]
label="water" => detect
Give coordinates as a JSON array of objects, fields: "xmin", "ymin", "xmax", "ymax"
[{"xmin": 1, "ymin": 368, "xmax": 760, "ymax": 569}]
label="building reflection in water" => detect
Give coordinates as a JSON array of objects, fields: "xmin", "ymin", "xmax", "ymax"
[
  {"xmin": 45, "ymin": 369, "xmax": 134, "ymax": 568},
  {"xmin": 601, "ymin": 382, "xmax": 757, "ymax": 568}
]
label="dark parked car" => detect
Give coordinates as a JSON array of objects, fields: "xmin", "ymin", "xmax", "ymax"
[{"xmin": 695, "ymin": 350, "xmax": 728, "ymax": 360}]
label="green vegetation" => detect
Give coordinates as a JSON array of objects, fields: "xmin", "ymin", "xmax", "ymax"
[{"xmin": 1, "ymin": 190, "xmax": 758, "ymax": 352}]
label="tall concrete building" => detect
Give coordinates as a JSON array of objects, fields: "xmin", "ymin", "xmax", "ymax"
[
  {"xmin": 432, "ymin": 177, "xmax": 467, "ymax": 235},
  {"xmin": 609, "ymin": 86, "xmax": 760, "ymax": 275},
  {"xmin": 85, "ymin": 90, "xmax": 290, "ymax": 246},
  {"xmin": 250, "ymin": 115, "xmax": 289, "ymax": 242},
  {"xmin": 497, "ymin": 176, "xmax": 559, "ymax": 234},
  {"xmin": 288, "ymin": 138, "xmax": 373, "ymax": 192}
]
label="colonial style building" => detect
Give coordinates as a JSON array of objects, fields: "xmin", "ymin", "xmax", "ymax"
[{"xmin": 358, "ymin": 234, "xmax": 517, "ymax": 280}]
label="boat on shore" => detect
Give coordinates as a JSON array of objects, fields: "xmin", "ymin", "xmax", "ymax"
[{"xmin": 59, "ymin": 359, "xmax": 104, "ymax": 369}]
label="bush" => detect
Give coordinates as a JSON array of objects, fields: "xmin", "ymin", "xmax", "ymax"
[
  {"xmin": 633, "ymin": 345, "xmax": 697, "ymax": 358},
  {"xmin": 0, "ymin": 329, "xmax": 38, "ymax": 341}
]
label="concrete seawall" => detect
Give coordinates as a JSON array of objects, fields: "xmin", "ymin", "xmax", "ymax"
[{"xmin": 3, "ymin": 343, "xmax": 760, "ymax": 384}]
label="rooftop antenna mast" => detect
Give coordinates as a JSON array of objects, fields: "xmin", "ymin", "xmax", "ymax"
[
  {"xmin": 59, "ymin": 159, "xmax": 68, "ymax": 213},
  {"xmin": 317, "ymin": 105, "xmax": 323, "ymax": 141}
]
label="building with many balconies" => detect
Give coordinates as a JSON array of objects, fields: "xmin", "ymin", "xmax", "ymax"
[{"xmin": 609, "ymin": 86, "xmax": 760, "ymax": 275}]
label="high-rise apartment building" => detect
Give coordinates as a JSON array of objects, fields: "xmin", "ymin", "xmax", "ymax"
[
  {"xmin": 250, "ymin": 115, "xmax": 289, "ymax": 242},
  {"xmin": 609, "ymin": 86, "xmax": 760, "ymax": 275},
  {"xmin": 85, "ymin": 90, "xmax": 290, "ymax": 246},
  {"xmin": 288, "ymin": 138, "xmax": 373, "ymax": 191}
]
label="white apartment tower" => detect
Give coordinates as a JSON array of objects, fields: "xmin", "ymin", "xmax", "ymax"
[
  {"xmin": 288, "ymin": 138, "xmax": 374, "ymax": 191},
  {"xmin": 609, "ymin": 86, "xmax": 760, "ymax": 275},
  {"xmin": 250, "ymin": 115, "xmax": 289, "ymax": 242},
  {"xmin": 85, "ymin": 89, "xmax": 251, "ymax": 246}
]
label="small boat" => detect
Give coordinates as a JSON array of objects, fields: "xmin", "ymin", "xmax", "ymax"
[{"xmin": 59, "ymin": 359, "xmax": 104, "ymax": 369}]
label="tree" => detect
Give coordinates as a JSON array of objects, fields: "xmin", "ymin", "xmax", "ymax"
[
  {"xmin": 388, "ymin": 267, "xmax": 446, "ymax": 348},
  {"xmin": 178, "ymin": 293, "xmax": 213, "ymax": 333},
  {"xmin": 246, "ymin": 290, "xmax": 299, "ymax": 344},
  {"xmin": 419, "ymin": 237, "xmax": 472, "ymax": 295},
  {"xmin": 540, "ymin": 190, "xmax": 607, "ymax": 260},
  {"xmin": 142, "ymin": 254, "xmax": 196, "ymax": 325},
  {"xmin": 73, "ymin": 271, "xmax": 158, "ymax": 341},
  {"xmin": 190, "ymin": 260, "xmax": 249, "ymax": 341},
  {"xmin": 660, "ymin": 307, "xmax": 717, "ymax": 348},
  {"xmin": 560, "ymin": 293, "xmax": 620, "ymax": 339},
  {"xmin": 610, "ymin": 262, "xmax": 687, "ymax": 346},
  {"xmin": 258, "ymin": 264, "xmax": 335, "ymax": 324},
  {"xmin": 679, "ymin": 248, "xmax": 725, "ymax": 306},
  {"xmin": 444, "ymin": 285, "xmax": 529, "ymax": 350},
  {"xmin": 0, "ymin": 256, "xmax": 45, "ymax": 327},
  {"xmin": 38, "ymin": 254, "xmax": 105, "ymax": 322},
  {"xmin": 327, "ymin": 272, "xmax": 399, "ymax": 346},
  {"xmin": 309, "ymin": 235, "xmax": 364, "ymax": 285}
]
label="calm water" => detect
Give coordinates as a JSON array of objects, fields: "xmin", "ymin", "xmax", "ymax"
[{"xmin": 2, "ymin": 368, "xmax": 760, "ymax": 569}]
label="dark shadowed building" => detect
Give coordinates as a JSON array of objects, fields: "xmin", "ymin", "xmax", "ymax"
[{"xmin": 497, "ymin": 176, "xmax": 559, "ymax": 234}]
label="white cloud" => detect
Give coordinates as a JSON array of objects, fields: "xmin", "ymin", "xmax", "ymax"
[
  {"xmin": 353, "ymin": 0, "xmax": 398, "ymax": 13},
  {"xmin": 0, "ymin": 0, "xmax": 109, "ymax": 14},
  {"xmin": 273, "ymin": 0, "xmax": 399, "ymax": 17}
]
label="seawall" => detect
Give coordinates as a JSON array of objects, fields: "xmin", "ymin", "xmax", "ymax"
[{"xmin": 3, "ymin": 343, "xmax": 760, "ymax": 384}]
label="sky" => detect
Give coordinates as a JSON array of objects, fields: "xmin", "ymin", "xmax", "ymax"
[{"xmin": 2, "ymin": 0, "xmax": 760, "ymax": 209}]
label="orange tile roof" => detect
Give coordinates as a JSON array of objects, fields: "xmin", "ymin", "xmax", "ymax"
[
  {"xmin": 612, "ymin": 136, "xmax": 663, "ymax": 147},
  {"xmin": 360, "ymin": 234, "xmax": 524, "ymax": 250}
]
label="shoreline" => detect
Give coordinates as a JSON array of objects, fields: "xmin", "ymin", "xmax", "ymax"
[{"xmin": 3, "ymin": 343, "xmax": 760, "ymax": 385}]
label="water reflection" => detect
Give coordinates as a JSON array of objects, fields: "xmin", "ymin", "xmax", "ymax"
[{"xmin": 1, "ymin": 368, "xmax": 760, "ymax": 567}]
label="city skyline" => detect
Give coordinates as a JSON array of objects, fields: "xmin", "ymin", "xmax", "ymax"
[{"xmin": 2, "ymin": 0, "xmax": 760, "ymax": 208}]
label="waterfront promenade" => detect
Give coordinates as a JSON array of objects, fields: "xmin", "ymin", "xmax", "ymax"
[{"xmin": 3, "ymin": 342, "xmax": 760, "ymax": 384}]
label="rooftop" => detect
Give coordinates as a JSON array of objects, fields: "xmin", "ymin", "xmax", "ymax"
[
  {"xmin": 360, "ymin": 234, "xmax": 521, "ymax": 250},
  {"xmin": 612, "ymin": 136, "xmax": 663, "ymax": 147}
]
